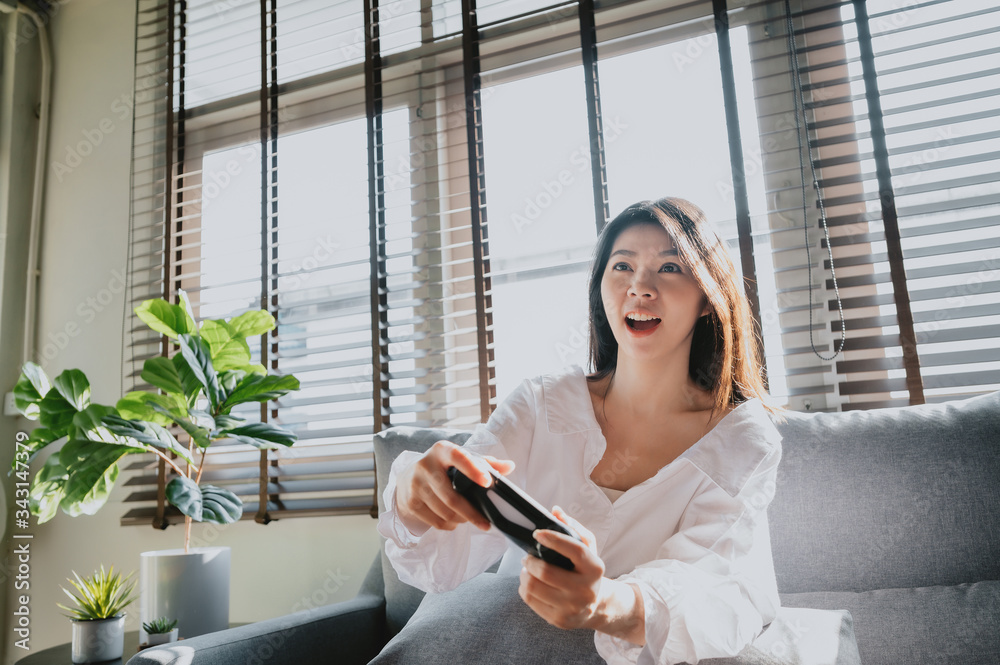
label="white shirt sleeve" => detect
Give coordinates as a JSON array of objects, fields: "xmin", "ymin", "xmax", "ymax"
[
  {"xmin": 594, "ymin": 438, "xmax": 782, "ymax": 665},
  {"xmin": 375, "ymin": 377, "xmax": 538, "ymax": 594}
]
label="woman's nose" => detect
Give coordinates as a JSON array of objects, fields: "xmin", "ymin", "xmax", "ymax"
[{"xmin": 628, "ymin": 273, "xmax": 655, "ymax": 298}]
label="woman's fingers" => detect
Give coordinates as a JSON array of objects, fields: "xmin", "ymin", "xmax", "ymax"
[
  {"xmin": 519, "ymin": 553, "xmax": 601, "ymax": 630},
  {"xmin": 416, "ymin": 487, "xmax": 466, "ymax": 530},
  {"xmin": 397, "ymin": 441, "xmax": 490, "ymax": 531},
  {"xmin": 440, "ymin": 442, "xmax": 495, "ymax": 488},
  {"xmin": 551, "ymin": 505, "xmax": 596, "ymax": 547},
  {"xmin": 396, "ymin": 439, "xmax": 516, "ymax": 533},
  {"xmin": 533, "ymin": 529, "xmax": 603, "ymax": 577},
  {"xmin": 483, "ymin": 454, "xmax": 516, "ymax": 476},
  {"xmin": 519, "ymin": 565, "xmax": 563, "ymax": 610}
]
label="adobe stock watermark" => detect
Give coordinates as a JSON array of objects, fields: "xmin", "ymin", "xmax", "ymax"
[
  {"xmin": 336, "ymin": 0, "xmax": 413, "ymax": 62},
  {"xmin": 50, "ymin": 94, "xmax": 134, "ymax": 182},
  {"xmin": 37, "ymin": 269, "xmax": 127, "ymax": 368},
  {"xmin": 221, "ymin": 567, "xmax": 352, "ymax": 665},
  {"xmin": 50, "ymin": 60, "xmax": 169, "ymax": 182},
  {"xmin": 8, "ymin": 0, "xmax": 72, "ymax": 53},
  {"xmin": 554, "ymin": 319, "xmax": 590, "ymax": 365},
  {"xmin": 381, "ymin": 85, "xmax": 501, "ymax": 193},
  {"xmin": 910, "ymin": 250, "xmax": 1000, "ymax": 347},
  {"xmin": 200, "ymin": 106, "xmax": 303, "ymax": 209},
  {"xmin": 510, "ymin": 116, "xmax": 629, "ymax": 234},
  {"xmin": 201, "ymin": 143, "xmax": 263, "ymax": 211}
]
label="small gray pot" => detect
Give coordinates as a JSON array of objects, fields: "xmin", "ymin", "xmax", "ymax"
[
  {"xmin": 71, "ymin": 614, "xmax": 125, "ymax": 663},
  {"xmin": 139, "ymin": 546, "xmax": 230, "ymax": 642},
  {"xmin": 146, "ymin": 627, "xmax": 179, "ymax": 645}
]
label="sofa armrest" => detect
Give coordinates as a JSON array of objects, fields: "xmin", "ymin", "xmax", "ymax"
[{"xmin": 126, "ymin": 592, "xmax": 386, "ymax": 665}]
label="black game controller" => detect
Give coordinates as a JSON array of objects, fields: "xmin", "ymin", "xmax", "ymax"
[{"xmin": 447, "ymin": 465, "xmax": 582, "ymax": 570}]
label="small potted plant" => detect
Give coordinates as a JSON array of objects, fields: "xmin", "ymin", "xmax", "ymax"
[
  {"xmin": 58, "ymin": 565, "xmax": 136, "ymax": 663},
  {"xmin": 13, "ymin": 291, "xmax": 302, "ymax": 639},
  {"xmin": 142, "ymin": 617, "xmax": 179, "ymax": 646}
]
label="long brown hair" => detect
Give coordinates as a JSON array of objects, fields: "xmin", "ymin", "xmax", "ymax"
[{"xmin": 587, "ymin": 197, "xmax": 775, "ymax": 414}]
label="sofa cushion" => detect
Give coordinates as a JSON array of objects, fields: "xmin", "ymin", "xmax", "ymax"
[
  {"xmin": 770, "ymin": 391, "xmax": 1000, "ymax": 593},
  {"xmin": 369, "ymin": 573, "xmax": 862, "ymax": 665},
  {"xmin": 373, "ymin": 426, "xmax": 472, "ymax": 636},
  {"xmin": 780, "ymin": 580, "xmax": 1000, "ymax": 665},
  {"xmin": 369, "ymin": 573, "xmax": 606, "ymax": 664}
]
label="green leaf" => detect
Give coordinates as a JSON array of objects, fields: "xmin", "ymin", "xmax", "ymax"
[
  {"xmin": 39, "ymin": 388, "xmax": 78, "ymax": 437},
  {"xmin": 59, "ymin": 440, "xmax": 138, "ymax": 516},
  {"xmin": 71, "ymin": 404, "xmax": 118, "ymax": 442},
  {"xmin": 115, "ymin": 391, "xmax": 184, "ymax": 426},
  {"xmin": 200, "ymin": 320, "xmax": 252, "ymax": 372},
  {"xmin": 143, "ymin": 617, "xmax": 178, "ymax": 634},
  {"xmin": 200, "ymin": 485, "xmax": 243, "ymax": 524},
  {"xmin": 172, "ymin": 354, "xmax": 204, "ymax": 407},
  {"xmin": 136, "ymin": 299, "xmax": 196, "ymax": 339},
  {"xmin": 13, "ymin": 363, "xmax": 51, "ymax": 419},
  {"xmin": 58, "ymin": 565, "xmax": 136, "ymax": 621},
  {"xmin": 217, "ymin": 369, "xmax": 246, "ymax": 402},
  {"xmin": 148, "ymin": 403, "xmax": 211, "ymax": 449},
  {"xmin": 22, "ymin": 361, "xmax": 52, "ymax": 397},
  {"xmin": 188, "ymin": 409, "xmax": 217, "ymax": 430},
  {"xmin": 141, "ymin": 357, "xmax": 185, "ymax": 395},
  {"xmin": 228, "ymin": 310, "xmax": 275, "ymax": 338},
  {"xmin": 177, "ymin": 290, "xmax": 197, "ymax": 329},
  {"xmin": 178, "ymin": 334, "xmax": 221, "ymax": 410},
  {"xmin": 221, "ymin": 373, "xmax": 299, "ymax": 412},
  {"xmin": 13, "ymin": 375, "xmax": 43, "ymax": 419},
  {"xmin": 167, "ymin": 478, "xmax": 242, "ymax": 524},
  {"xmin": 221, "ymin": 422, "xmax": 296, "ymax": 449},
  {"xmin": 211, "ymin": 413, "xmax": 244, "ymax": 431},
  {"xmin": 53, "ymin": 369, "xmax": 91, "ymax": 411},
  {"xmin": 165, "ymin": 476, "xmax": 201, "ymax": 520},
  {"xmin": 29, "ymin": 454, "xmax": 69, "ymax": 524},
  {"xmin": 101, "ymin": 415, "xmax": 195, "ymax": 465},
  {"xmin": 9, "ymin": 428, "xmax": 60, "ymax": 472}
]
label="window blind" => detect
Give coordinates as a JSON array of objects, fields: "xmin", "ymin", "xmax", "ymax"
[
  {"xmin": 123, "ymin": 0, "xmax": 997, "ymax": 526},
  {"xmin": 123, "ymin": 0, "xmax": 498, "ymax": 526},
  {"xmin": 735, "ymin": 0, "xmax": 999, "ymax": 410}
]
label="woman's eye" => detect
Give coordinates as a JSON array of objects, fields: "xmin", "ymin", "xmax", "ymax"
[
  {"xmin": 661, "ymin": 263, "xmax": 681, "ymax": 273},
  {"xmin": 612, "ymin": 262, "xmax": 629, "ymax": 271}
]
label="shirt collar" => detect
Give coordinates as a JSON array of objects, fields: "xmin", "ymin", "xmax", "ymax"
[
  {"xmin": 541, "ymin": 363, "xmax": 781, "ymax": 497},
  {"xmin": 542, "ymin": 363, "xmax": 603, "ymax": 435}
]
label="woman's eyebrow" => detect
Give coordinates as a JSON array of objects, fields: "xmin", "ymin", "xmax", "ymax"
[{"xmin": 610, "ymin": 248, "xmax": 679, "ymax": 258}]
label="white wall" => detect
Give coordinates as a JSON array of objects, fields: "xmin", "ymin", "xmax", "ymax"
[{"xmin": 2, "ymin": 0, "xmax": 382, "ymax": 661}]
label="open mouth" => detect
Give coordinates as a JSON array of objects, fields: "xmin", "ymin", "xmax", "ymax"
[{"xmin": 625, "ymin": 316, "xmax": 661, "ymax": 332}]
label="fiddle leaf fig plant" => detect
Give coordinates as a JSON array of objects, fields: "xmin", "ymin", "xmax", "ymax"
[{"xmin": 12, "ymin": 292, "xmax": 300, "ymax": 550}]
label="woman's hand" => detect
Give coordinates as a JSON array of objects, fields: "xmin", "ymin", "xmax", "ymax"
[
  {"xmin": 395, "ymin": 440, "xmax": 514, "ymax": 533},
  {"xmin": 518, "ymin": 507, "xmax": 606, "ymax": 630},
  {"xmin": 519, "ymin": 507, "xmax": 645, "ymax": 645}
]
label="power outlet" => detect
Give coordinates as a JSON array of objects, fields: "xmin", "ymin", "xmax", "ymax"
[{"xmin": 4, "ymin": 392, "xmax": 18, "ymax": 417}]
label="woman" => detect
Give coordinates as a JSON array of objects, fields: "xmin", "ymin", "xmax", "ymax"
[{"xmin": 377, "ymin": 197, "xmax": 782, "ymax": 664}]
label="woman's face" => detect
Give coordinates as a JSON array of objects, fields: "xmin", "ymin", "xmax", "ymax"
[{"xmin": 600, "ymin": 222, "xmax": 709, "ymax": 363}]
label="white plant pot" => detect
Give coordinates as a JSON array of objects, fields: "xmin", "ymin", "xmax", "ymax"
[
  {"xmin": 139, "ymin": 546, "xmax": 230, "ymax": 642},
  {"xmin": 71, "ymin": 615, "xmax": 125, "ymax": 663},
  {"xmin": 146, "ymin": 627, "xmax": 179, "ymax": 645}
]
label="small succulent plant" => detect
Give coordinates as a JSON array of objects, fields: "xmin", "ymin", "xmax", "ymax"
[
  {"xmin": 143, "ymin": 617, "xmax": 179, "ymax": 634},
  {"xmin": 57, "ymin": 565, "xmax": 136, "ymax": 621}
]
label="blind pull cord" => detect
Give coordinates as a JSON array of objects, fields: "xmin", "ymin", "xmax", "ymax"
[{"xmin": 784, "ymin": 0, "xmax": 846, "ymax": 362}]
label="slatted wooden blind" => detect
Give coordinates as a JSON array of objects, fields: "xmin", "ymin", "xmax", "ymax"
[
  {"xmin": 737, "ymin": 0, "xmax": 999, "ymax": 410},
  {"xmin": 122, "ymin": 0, "xmax": 997, "ymax": 527},
  {"xmin": 123, "ymin": 0, "xmax": 498, "ymax": 525}
]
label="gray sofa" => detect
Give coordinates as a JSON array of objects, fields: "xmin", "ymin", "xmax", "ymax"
[{"xmin": 127, "ymin": 391, "xmax": 1000, "ymax": 665}]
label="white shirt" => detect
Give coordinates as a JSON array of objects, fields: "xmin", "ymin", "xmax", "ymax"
[{"xmin": 377, "ymin": 363, "xmax": 782, "ymax": 665}]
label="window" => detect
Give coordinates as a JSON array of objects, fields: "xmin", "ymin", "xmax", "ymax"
[
  {"xmin": 125, "ymin": 0, "xmax": 997, "ymax": 526},
  {"xmin": 740, "ymin": 0, "xmax": 1000, "ymax": 409}
]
